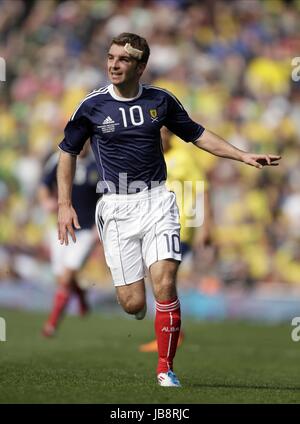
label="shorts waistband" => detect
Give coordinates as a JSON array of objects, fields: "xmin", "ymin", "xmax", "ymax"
[{"xmin": 101, "ymin": 184, "xmax": 168, "ymax": 202}]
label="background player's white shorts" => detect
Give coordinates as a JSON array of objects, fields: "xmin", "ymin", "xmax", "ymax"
[
  {"xmin": 95, "ymin": 185, "xmax": 181, "ymax": 287},
  {"xmin": 49, "ymin": 228, "xmax": 95, "ymax": 276}
]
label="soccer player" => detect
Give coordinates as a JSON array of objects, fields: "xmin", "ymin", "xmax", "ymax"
[
  {"xmin": 56, "ymin": 33, "xmax": 281, "ymax": 387},
  {"xmin": 139, "ymin": 127, "xmax": 213, "ymax": 352},
  {"xmin": 39, "ymin": 143, "xmax": 99, "ymax": 337}
]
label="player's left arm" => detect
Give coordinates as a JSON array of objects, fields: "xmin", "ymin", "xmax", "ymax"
[{"xmin": 195, "ymin": 129, "xmax": 281, "ymax": 169}]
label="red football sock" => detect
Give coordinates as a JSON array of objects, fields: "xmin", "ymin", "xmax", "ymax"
[
  {"xmin": 155, "ymin": 297, "xmax": 181, "ymax": 374},
  {"xmin": 47, "ymin": 287, "xmax": 71, "ymax": 328}
]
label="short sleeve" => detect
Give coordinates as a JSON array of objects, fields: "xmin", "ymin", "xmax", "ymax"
[
  {"xmin": 59, "ymin": 100, "xmax": 92, "ymax": 155},
  {"xmin": 164, "ymin": 92, "xmax": 205, "ymax": 143}
]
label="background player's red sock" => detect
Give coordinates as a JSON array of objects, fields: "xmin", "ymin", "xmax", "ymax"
[
  {"xmin": 46, "ymin": 287, "xmax": 71, "ymax": 329},
  {"xmin": 155, "ymin": 297, "xmax": 181, "ymax": 374}
]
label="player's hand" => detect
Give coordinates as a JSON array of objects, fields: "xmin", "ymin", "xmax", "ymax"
[
  {"xmin": 57, "ymin": 203, "xmax": 81, "ymax": 245},
  {"xmin": 241, "ymin": 153, "xmax": 281, "ymax": 169}
]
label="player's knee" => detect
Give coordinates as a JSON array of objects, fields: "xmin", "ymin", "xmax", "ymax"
[{"xmin": 121, "ymin": 297, "xmax": 145, "ymax": 315}]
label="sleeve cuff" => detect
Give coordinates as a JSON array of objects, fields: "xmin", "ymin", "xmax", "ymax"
[
  {"xmin": 191, "ymin": 127, "xmax": 205, "ymax": 144},
  {"xmin": 58, "ymin": 145, "xmax": 79, "ymax": 156}
]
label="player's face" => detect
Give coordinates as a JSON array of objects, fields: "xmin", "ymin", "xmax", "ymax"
[{"xmin": 107, "ymin": 44, "xmax": 145, "ymax": 86}]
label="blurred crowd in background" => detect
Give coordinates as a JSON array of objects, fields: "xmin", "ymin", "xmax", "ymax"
[{"xmin": 0, "ymin": 0, "xmax": 300, "ymax": 293}]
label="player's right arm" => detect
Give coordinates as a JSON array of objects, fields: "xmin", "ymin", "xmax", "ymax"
[
  {"xmin": 57, "ymin": 151, "xmax": 81, "ymax": 245},
  {"xmin": 57, "ymin": 97, "xmax": 92, "ymax": 245}
]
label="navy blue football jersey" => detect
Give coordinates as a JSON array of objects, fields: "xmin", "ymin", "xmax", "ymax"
[
  {"xmin": 42, "ymin": 152, "xmax": 99, "ymax": 229},
  {"xmin": 59, "ymin": 84, "xmax": 205, "ymax": 194}
]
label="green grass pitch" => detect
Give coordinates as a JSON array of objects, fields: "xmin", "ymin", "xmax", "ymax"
[{"xmin": 0, "ymin": 308, "xmax": 300, "ymax": 403}]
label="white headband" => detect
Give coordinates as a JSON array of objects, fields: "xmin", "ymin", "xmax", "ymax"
[{"xmin": 124, "ymin": 43, "xmax": 143, "ymax": 60}]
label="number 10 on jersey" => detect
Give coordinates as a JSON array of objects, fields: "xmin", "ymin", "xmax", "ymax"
[{"xmin": 119, "ymin": 106, "xmax": 144, "ymax": 127}]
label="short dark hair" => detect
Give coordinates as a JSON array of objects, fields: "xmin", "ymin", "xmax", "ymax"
[{"xmin": 110, "ymin": 33, "xmax": 150, "ymax": 64}]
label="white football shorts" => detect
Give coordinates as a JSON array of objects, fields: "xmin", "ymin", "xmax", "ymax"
[
  {"xmin": 49, "ymin": 228, "xmax": 95, "ymax": 276},
  {"xmin": 95, "ymin": 184, "xmax": 181, "ymax": 287}
]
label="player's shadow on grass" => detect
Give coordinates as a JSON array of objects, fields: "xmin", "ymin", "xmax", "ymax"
[{"xmin": 190, "ymin": 383, "xmax": 300, "ymax": 391}]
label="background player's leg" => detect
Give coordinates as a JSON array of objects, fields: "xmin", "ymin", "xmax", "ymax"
[
  {"xmin": 71, "ymin": 276, "xmax": 89, "ymax": 316},
  {"xmin": 149, "ymin": 259, "xmax": 181, "ymax": 380},
  {"xmin": 116, "ymin": 279, "xmax": 146, "ymax": 316},
  {"xmin": 42, "ymin": 268, "xmax": 74, "ymax": 337}
]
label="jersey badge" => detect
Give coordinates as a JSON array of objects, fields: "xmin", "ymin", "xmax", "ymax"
[{"xmin": 149, "ymin": 109, "xmax": 158, "ymax": 123}]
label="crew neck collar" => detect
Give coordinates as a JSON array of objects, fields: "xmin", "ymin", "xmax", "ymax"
[{"xmin": 108, "ymin": 83, "xmax": 143, "ymax": 101}]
